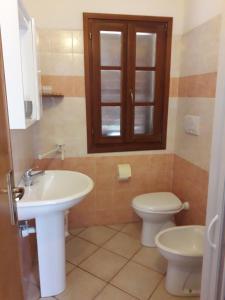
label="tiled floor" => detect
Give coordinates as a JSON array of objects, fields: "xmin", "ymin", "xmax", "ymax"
[{"xmin": 38, "ymin": 223, "xmax": 200, "ymax": 300}]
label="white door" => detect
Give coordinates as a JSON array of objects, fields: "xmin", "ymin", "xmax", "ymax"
[{"xmin": 200, "ymin": 10, "xmax": 225, "ymax": 300}]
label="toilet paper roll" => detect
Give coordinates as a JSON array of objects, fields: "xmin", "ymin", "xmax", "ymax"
[{"xmin": 118, "ymin": 164, "xmax": 131, "ymax": 181}]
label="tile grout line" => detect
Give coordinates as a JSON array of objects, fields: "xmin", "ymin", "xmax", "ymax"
[
  {"xmin": 67, "ymin": 224, "xmax": 164, "ymax": 280},
  {"xmin": 63, "ymin": 223, "xmax": 165, "ymax": 300},
  {"xmin": 108, "ymin": 241, "xmax": 144, "ymax": 290},
  {"xmin": 93, "ymin": 282, "xmax": 141, "ymax": 300},
  {"xmin": 69, "ymin": 227, "xmax": 87, "ymax": 237},
  {"xmin": 147, "ymin": 276, "xmax": 165, "ymax": 300},
  {"xmin": 76, "ymin": 226, "xmax": 119, "ymax": 247},
  {"xmin": 70, "ymin": 244, "xmax": 101, "ymax": 267},
  {"xmin": 131, "ymin": 257, "xmax": 167, "ymax": 276},
  {"xmin": 89, "ymin": 235, "xmax": 141, "ymax": 300},
  {"xmin": 75, "ymin": 227, "xmax": 143, "ymax": 264},
  {"xmin": 72, "ymin": 225, "xmax": 165, "ymax": 276},
  {"xmin": 106, "ymin": 223, "xmax": 164, "ymax": 300},
  {"xmin": 69, "ymin": 226, "xmax": 143, "ymax": 299}
]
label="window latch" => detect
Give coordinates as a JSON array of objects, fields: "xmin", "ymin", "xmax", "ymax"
[{"xmin": 130, "ymin": 89, "xmax": 134, "ymax": 104}]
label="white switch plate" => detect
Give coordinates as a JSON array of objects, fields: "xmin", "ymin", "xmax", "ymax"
[{"xmin": 184, "ymin": 115, "xmax": 200, "ymax": 136}]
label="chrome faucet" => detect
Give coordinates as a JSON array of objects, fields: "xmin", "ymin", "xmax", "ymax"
[{"xmin": 23, "ymin": 169, "xmax": 45, "ymax": 186}]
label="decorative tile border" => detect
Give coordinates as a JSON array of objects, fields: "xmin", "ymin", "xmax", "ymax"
[
  {"xmin": 170, "ymin": 72, "xmax": 217, "ymax": 98},
  {"xmin": 41, "ymin": 75, "xmax": 85, "ymax": 97},
  {"xmin": 42, "ymin": 73, "xmax": 217, "ymax": 99}
]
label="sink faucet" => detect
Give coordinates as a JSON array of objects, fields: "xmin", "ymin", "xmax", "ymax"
[{"xmin": 23, "ymin": 169, "xmax": 45, "ymax": 186}]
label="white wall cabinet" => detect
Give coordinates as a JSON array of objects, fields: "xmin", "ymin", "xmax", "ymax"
[{"xmin": 0, "ymin": 0, "xmax": 42, "ymax": 129}]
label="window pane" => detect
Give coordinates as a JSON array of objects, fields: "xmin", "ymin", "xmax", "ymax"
[
  {"xmin": 101, "ymin": 70, "xmax": 121, "ymax": 103},
  {"xmin": 134, "ymin": 106, "xmax": 154, "ymax": 135},
  {"xmin": 101, "ymin": 106, "xmax": 121, "ymax": 136},
  {"xmin": 136, "ymin": 32, "xmax": 156, "ymax": 67},
  {"xmin": 100, "ymin": 31, "xmax": 121, "ymax": 66},
  {"xmin": 135, "ymin": 71, "xmax": 155, "ymax": 102}
]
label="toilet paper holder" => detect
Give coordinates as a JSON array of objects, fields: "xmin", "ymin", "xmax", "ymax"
[{"xmin": 118, "ymin": 164, "xmax": 131, "ymax": 181}]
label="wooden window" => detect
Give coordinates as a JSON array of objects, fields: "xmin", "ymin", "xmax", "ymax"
[{"xmin": 84, "ymin": 13, "xmax": 172, "ymax": 153}]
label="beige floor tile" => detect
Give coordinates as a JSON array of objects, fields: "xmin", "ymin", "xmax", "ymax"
[
  {"xmin": 70, "ymin": 227, "xmax": 85, "ymax": 236},
  {"xmin": 66, "ymin": 237, "xmax": 98, "ymax": 265},
  {"xmin": 78, "ymin": 226, "xmax": 116, "ymax": 245},
  {"xmin": 111, "ymin": 261, "xmax": 162, "ymax": 300},
  {"xmin": 121, "ymin": 223, "xmax": 142, "ymax": 240},
  {"xmin": 80, "ymin": 248, "xmax": 127, "ymax": 281},
  {"xmin": 107, "ymin": 224, "xmax": 126, "ymax": 231},
  {"xmin": 66, "ymin": 262, "xmax": 75, "ymax": 274},
  {"xmin": 95, "ymin": 284, "xmax": 137, "ymax": 300},
  {"xmin": 103, "ymin": 232, "xmax": 141, "ymax": 259},
  {"xmin": 56, "ymin": 268, "xmax": 106, "ymax": 300},
  {"xmin": 150, "ymin": 280, "xmax": 200, "ymax": 300},
  {"xmin": 132, "ymin": 247, "xmax": 167, "ymax": 274}
]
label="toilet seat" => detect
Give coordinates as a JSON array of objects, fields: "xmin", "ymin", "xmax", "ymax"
[{"xmin": 132, "ymin": 192, "xmax": 182, "ymax": 213}]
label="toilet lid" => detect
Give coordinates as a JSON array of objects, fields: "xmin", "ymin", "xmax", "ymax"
[{"xmin": 132, "ymin": 192, "xmax": 182, "ymax": 213}]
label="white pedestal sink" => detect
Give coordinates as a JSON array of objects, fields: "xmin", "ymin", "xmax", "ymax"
[{"xmin": 16, "ymin": 170, "xmax": 94, "ymax": 297}]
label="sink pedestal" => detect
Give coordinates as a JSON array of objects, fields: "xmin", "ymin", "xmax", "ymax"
[
  {"xmin": 36, "ymin": 212, "xmax": 66, "ymax": 297},
  {"xmin": 17, "ymin": 170, "xmax": 94, "ymax": 297}
]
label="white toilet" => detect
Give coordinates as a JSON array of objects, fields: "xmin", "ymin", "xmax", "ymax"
[
  {"xmin": 155, "ymin": 225, "xmax": 204, "ymax": 297},
  {"xmin": 132, "ymin": 192, "xmax": 189, "ymax": 247}
]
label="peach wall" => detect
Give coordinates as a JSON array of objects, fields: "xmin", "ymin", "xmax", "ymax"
[
  {"xmin": 170, "ymin": 73, "xmax": 217, "ymax": 98},
  {"xmin": 173, "ymin": 155, "xmax": 208, "ymax": 225},
  {"xmin": 34, "ymin": 154, "xmax": 208, "ymax": 227},
  {"xmin": 33, "ymin": 154, "xmax": 174, "ymax": 227}
]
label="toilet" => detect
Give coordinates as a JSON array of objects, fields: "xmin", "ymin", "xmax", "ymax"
[
  {"xmin": 132, "ymin": 192, "xmax": 189, "ymax": 247},
  {"xmin": 155, "ymin": 225, "xmax": 204, "ymax": 297}
]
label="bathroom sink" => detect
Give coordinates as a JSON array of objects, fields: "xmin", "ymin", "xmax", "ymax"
[
  {"xmin": 17, "ymin": 170, "xmax": 94, "ymax": 220},
  {"xmin": 16, "ymin": 170, "xmax": 94, "ymax": 298}
]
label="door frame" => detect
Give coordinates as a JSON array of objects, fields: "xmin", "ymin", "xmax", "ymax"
[{"xmin": 200, "ymin": 8, "xmax": 225, "ymax": 300}]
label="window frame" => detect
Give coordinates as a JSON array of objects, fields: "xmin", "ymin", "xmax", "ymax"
[{"xmin": 83, "ymin": 13, "xmax": 173, "ymax": 153}]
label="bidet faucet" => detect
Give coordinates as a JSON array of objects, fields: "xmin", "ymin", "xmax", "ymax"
[{"xmin": 23, "ymin": 168, "xmax": 45, "ymax": 186}]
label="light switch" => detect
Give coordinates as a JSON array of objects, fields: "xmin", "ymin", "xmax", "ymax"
[{"xmin": 184, "ymin": 115, "xmax": 200, "ymax": 136}]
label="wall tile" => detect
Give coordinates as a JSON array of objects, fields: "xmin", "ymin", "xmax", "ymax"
[
  {"xmin": 34, "ymin": 154, "xmax": 174, "ymax": 228},
  {"xmin": 180, "ymin": 15, "xmax": 221, "ymax": 76},
  {"xmin": 173, "ymin": 155, "xmax": 208, "ymax": 225},
  {"xmin": 38, "ymin": 29, "xmax": 52, "ymax": 53},
  {"xmin": 41, "ymin": 75, "xmax": 85, "ymax": 96},
  {"xmin": 10, "ymin": 127, "xmax": 36, "ymax": 184},
  {"xmin": 175, "ymin": 97, "xmax": 215, "ymax": 171},
  {"xmin": 51, "ymin": 30, "xmax": 73, "ymax": 53},
  {"xmin": 72, "ymin": 31, "xmax": 84, "ymax": 53},
  {"xmin": 178, "ymin": 73, "xmax": 217, "ymax": 98}
]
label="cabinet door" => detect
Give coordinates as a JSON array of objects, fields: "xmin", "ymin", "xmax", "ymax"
[
  {"xmin": 127, "ymin": 22, "xmax": 169, "ymax": 143},
  {"xmin": 0, "ymin": 1, "xmax": 42, "ymax": 129}
]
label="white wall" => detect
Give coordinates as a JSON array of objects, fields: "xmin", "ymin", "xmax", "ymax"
[
  {"xmin": 183, "ymin": 0, "xmax": 224, "ymax": 32},
  {"xmin": 23, "ymin": 0, "xmax": 186, "ymax": 35}
]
